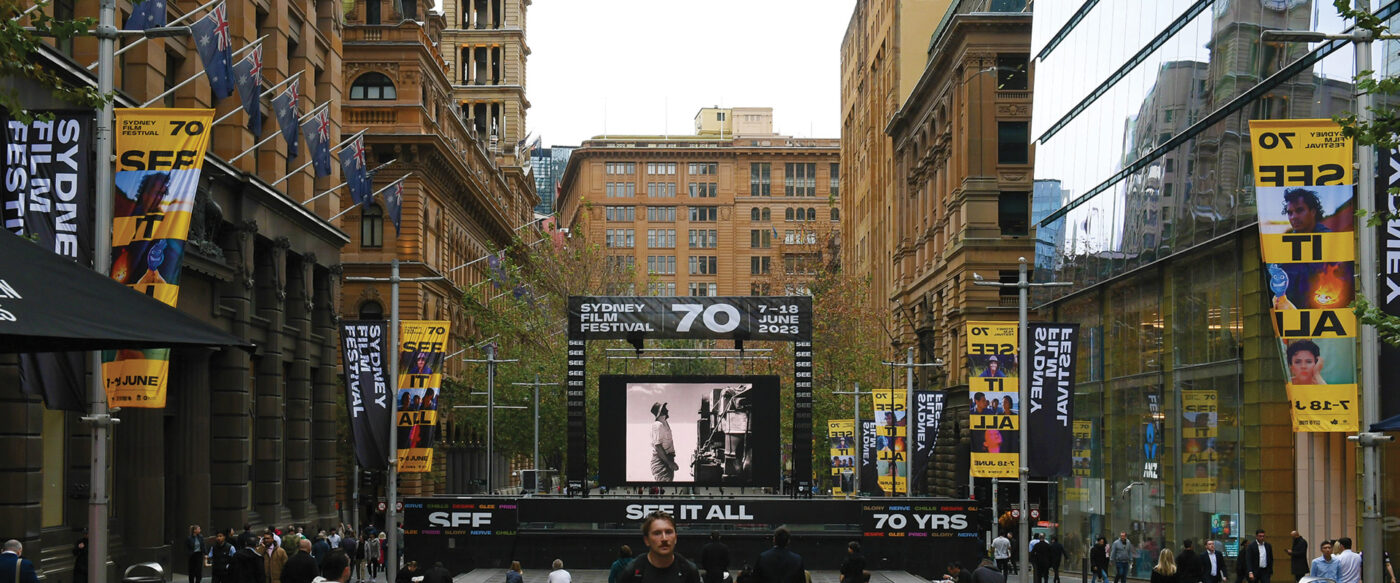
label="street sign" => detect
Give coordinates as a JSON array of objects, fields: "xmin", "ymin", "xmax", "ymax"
[
  {"xmin": 396, "ymin": 501, "xmax": 404, "ymax": 512},
  {"xmin": 1011, "ymin": 508, "xmax": 1021, "ymax": 519},
  {"xmin": 1030, "ymin": 509, "xmax": 1041, "ymax": 519},
  {"xmin": 377, "ymin": 501, "xmax": 387, "ymax": 512}
]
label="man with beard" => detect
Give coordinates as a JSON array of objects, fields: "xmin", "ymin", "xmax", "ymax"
[{"xmin": 619, "ymin": 511, "xmax": 701, "ymax": 583}]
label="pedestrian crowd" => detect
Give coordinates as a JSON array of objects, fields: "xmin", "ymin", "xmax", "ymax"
[{"xmin": 177, "ymin": 522, "xmax": 409, "ymax": 583}]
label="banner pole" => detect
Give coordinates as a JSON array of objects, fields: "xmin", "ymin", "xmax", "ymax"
[
  {"xmin": 88, "ymin": 0, "xmax": 118, "ymax": 581},
  {"xmin": 87, "ymin": 0, "xmax": 222, "ymax": 69},
  {"xmin": 905, "ymin": 346, "xmax": 913, "ymax": 498},
  {"xmin": 211, "ymin": 70, "xmax": 302, "ymax": 128},
  {"xmin": 1017, "ymin": 258, "xmax": 1030, "ymax": 581},
  {"xmin": 385, "ymin": 259, "xmax": 399, "ymax": 583},
  {"xmin": 228, "ymin": 101, "xmax": 326, "ymax": 163},
  {"xmin": 139, "ymin": 35, "xmax": 266, "ymax": 108}
]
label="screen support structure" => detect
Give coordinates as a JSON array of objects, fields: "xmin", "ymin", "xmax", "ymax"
[{"xmin": 566, "ymin": 296, "xmax": 814, "ymax": 497}]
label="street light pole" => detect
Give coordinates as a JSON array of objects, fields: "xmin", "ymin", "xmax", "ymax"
[
  {"xmin": 882, "ymin": 347, "xmax": 945, "ymax": 497},
  {"xmin": 973, "ymin": 257, "xmax": 1072, "ymax": 581},
  {"xmin": 87, "ymin": 2, "xmax": 117, "ymax": 581},
  {"xmin": 510, "ymin": 374, "xmax": 561, "ymax": 493},
  {"xmin": 833, "ymin": 382, "xmax": 874, "ymax": 497},
  {"xmin": 464, "ymin": 346, "xmax": 519, "ymax": 493}
]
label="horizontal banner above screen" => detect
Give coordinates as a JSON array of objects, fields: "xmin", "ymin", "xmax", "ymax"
[{"xmin": 567, "ymin": 296, "xmax": 812, "ymax": 340}]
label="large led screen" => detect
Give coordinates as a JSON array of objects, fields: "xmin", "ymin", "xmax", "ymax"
[{"xmin": 598, "ymin": 375, "xmax": 780, "ymax": 487}]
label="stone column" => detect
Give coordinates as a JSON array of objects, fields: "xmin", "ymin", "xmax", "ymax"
[
  {"xmin": 211, "ymin": 219, "xmax": 256, "ymax": 530},
  {"xmin": 284, "ymin": 251, "xmax": 313, "ymax": 521},
  {"xmin": 0, "ymin": 355, "xmax": 42, "ymax": 549},
  {"xmin": 170, "ymin": 349, "xmax": 214, "ymax": 541},
  {"xmin": 311, "ymin": 266, "xmax": 340, "ymax": 521},
  {"xmin": 254, "ymin": 235, "xmax": 289, "ymax": 525},
  {"xmin": 113, "ymin": 406, "xmax": 166, "ymax": 563}
]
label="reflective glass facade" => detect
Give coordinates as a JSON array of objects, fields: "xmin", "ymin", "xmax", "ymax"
[{"xmin": 1031, "ymin": 0, "xmax": 1388, "ymax": 566}]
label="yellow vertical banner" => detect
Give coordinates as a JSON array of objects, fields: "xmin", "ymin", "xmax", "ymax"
[
  {"xmin": 873, "ymin": 389, "xmax": 907, "ymax": 494},
  {"xmin": 396, "ymin": 320, "xmax": 450, "ymax": 472},
  {"xmin": 966, "ymin": 321, "xmax": 1019, "ymax": 477},
  {"xmin": 828, "ymin": 420, "xmax": 855, "ymax": 496},
  {"xmin": 1249, "ymin": 119, "xmax": 1358, "ymax": 432},
  {"xmin": 1181, "ymin": 390, "xmax": 1218, "ymax": 494},
  {"xmin": 102, "ymin": 109, "xmax": 215, "ymax": 408}
]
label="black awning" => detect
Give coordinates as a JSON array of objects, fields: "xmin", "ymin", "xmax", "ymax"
[
  {"xmin": 1372, "ymin": 413, "xmax": 1400, "ymax": 432},
  {"xmin": 0, "ymin": 230, "xmax": 253, "ymax": 353}
]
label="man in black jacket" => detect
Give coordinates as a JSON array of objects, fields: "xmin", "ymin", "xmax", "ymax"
[
  {"xmin": 753, "ymin": 527, "xmax": 804, "ymax": 583},
  {"xmin": 281, "ymin": 540, "xmax": 318, "ymax": 583},
  {"xmin": 840, "ymin": 542, "xmax": 867, "ymax": 583},
  {"xmin": 1177, "ymin": 540, "xmax": 1201, "ymax": 583},
  {"xmin": 1090, "ymin": 537, "xmax": 1109, "ymax": 583},
  {"xmin": 972, "ymin": 559, "xmax": 1006, "ymax": 583},
  {"xmin": 1200, "ymin": 540, "xmax": 1227, "ymax": 583},
  {"xmin": 1246, "ymin": 530, "xmax": 1275, "ymax": 583},
  {"xmin": 1030, "ymin": 536, "xmax": 1053, "ymax": 583},
  {"xmin": 421, "ymin": 562, "xmax": 452, "ymax": 583},
  {"xmin": 619, "ymin": 510, "xmax": 701, "ymax": 583},
  {"xmin": 1285, "ymin": 532, "xmax": 1308, "ymax": 583},
  {"xmin": 1048, "ymin": 536, "xmax": 1068, "ymax": 583},
  {"xmin": 700, "ymin": 533, "xmax": 730, "ymax": 583}
]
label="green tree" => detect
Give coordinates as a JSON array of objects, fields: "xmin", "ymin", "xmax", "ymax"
[{"xmin": 2, "ymin": 1, "xmax": 106, "ymax": 121}]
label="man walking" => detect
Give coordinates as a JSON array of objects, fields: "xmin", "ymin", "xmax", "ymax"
[
  {"xmin": 1311, "ymin": 541, "xmax": 1341, "ymax": 582},
  {"xmin": 0, "ymin": 540, "xmax": 40, "ymax": 583},
  {"xmin": 700, "ymin": 532, "xmax": 730, "ymax": 583},
  {"xmin": 1048, "ymin": 536, "xmax": 1068, "ymax": 583},
  {"xmin": 972, "ymin": 559, "xmax": 1006, "ymax": 583},
  {"xmin": 1177, "ymin": 540, "xmax": 1200, "ymax": 583},
  {"xmin": 1090, "ymin": 537, "xmax": 1108, "ymax": 583},
  {"xmin": 263, "ymin": 533, "xmax": 289, "ymax": 583},
  {"xmin": 993, "ymin": 533, "xmax": 1013, "ymax": 575},
  {"xmin": 282, "ymin": 540, "xmax": 318, "ymax": 583},
  {"xmin": 1335, "ymin": 538, "xmax": 1360, "ymax": 583},
  {"xmin": 1246, "ymin": 530, "xmax": 1275, "ymax": 583},
  {"xmin": 753, "ymin": 527, "xmax": 805, "ymax": 583},
  {"xmin": 1200, "ymin": 540, "xmax": 1225, "ymax": 583},
  {"xmin": 1286, "ymin": 532, "xmax": 1308, "ymax": 583},
  {"xmin": 1110, "ymin": 533, "xmax": 1134, "ymax": 583},
  {"xmin": 618, "ymin": 510, "xmax": 701, "ymax": 583},
  {"xmin": 1031, "ymin": 535, "xmax": 1053, "ymax": 583}
]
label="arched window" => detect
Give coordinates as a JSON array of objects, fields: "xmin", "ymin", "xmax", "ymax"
[
  {"xmin": 751, "ymin": 208, "xmax": 760, "ymax": 221},
  {"xmin": 350, "ymin": 73, "xmax": 397, "ymax": 100},
  {"xmin": 807, "ymin": 208, "xmax": 816, "ymax": 221},
  {"xmin": 762, "ymin": 207, "xmax": 771, "ymax": 221},
  {"xmin": 784, "ymin": 208, "xmax": 794, "ymax": 221},
  {"xmin": 831, "ymin": 208, "xmax": 840, "ymax": 221},
  {"xmin": 362, "ymin": 204, "xmax": 384, "ymax": 248},
  {"xmin": 359, "ymin": 300, "xmax": 384, "ymax": 319}
]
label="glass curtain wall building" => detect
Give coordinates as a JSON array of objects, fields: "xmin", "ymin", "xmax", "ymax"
[{"xmin": 1031, "ymin": 0, "xmax": 1393, "ymax": 569}]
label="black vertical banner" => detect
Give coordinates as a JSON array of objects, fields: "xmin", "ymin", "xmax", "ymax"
[
  {"xmin": 566, "ymin": 337, "xmax": 587, "ymax": 495},
  {"xmin": 793, "ymin": 339, "xmax": 813, "ymax": 494},
  {"xmin": 1378, "ymin": 148, "xmax": 1400, "ymax": 419},
  {"xmin": 861, "ymin": 420, "xmax": 879, "ymax": 495},
  {"xmin": 911, "ymin": 391, "xmax": 946, "ymax": 494},
  {"xmin": 1027, "ymin": 323, "xmax": 1079, "ymax": 477},
  {"xmin": 340, "ymin": 320, "xmax": 392, "ymax": 470},
  {"xmin": 3, "ymin": 111, "xmax": 95, "ymax": 412}
]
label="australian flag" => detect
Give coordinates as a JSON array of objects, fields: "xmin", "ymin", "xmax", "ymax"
[
  {"xmin": 300, "ymin": 107, "xmax": 333, "ymax": 177},
  {"xmin": 272, "ymin": 79, "xmax": 300, "ymax": 161},
  {"xmin": 189, "ymin": 2, "xmax": 234, "ymax": 100},
  {"xmin": 233, "ymin": 44, "xmax": 264, "ymax": 137},
  {"xmin": 384, "ymin": 179, "xmax": 404, "ymax": 234},
  {"xmin": 124, "ymin": 0, "xmax": 166, "ymax": 30},
  {"xmin": 338, "ymin": 136, "xmax": 372, "ymax": 206}
]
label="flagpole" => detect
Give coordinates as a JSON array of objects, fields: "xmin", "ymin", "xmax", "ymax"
[
  {"xmin": 11, "ymin": 3, "xmax": 42, "ymax": 21},
  {"xmin": 139, "ymin": 35, "xmax": 266, "ymax": 107},
  {"xmin": 228, "ymin": 101, "xmax": 325, "ymax": 163},
  {"xmin": 301, "ymin": 158, "xmax": 397, "ymax": 207},
  {"xmin": 327, "ymin": 173, "xmax": 411, "ymax": 222},
  {"xmin": 212, "ymin": 70, "xmax": 302, "ymax": 127},
  {"xmin": 272, "ymin": 128, "xmax": 366, "ymax": 186},
  {"xmin": 86, "ymin": 0, "xmax": 222, "ymax": 69}
]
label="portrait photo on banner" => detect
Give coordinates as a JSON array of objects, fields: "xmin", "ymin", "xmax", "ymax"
[
  {"xmin": 972, "ymin": 429, "xmax": 1019, "ymax": 454},
  {"xmin": 967, "ymin": 353, "xmax": 1017, "ymax": 378},
  {"xmin": 1281, "ymin": 337, "xmax": 1355, "ymax": 385},
  {"xmin": 1256, "ymin": 184, "xmax": 1354, "ymax": 235}
]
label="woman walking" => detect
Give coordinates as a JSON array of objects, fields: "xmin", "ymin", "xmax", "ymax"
[{"xmin": 1150, "ymin": 549, "xmax": 1179, "ymax": 583}]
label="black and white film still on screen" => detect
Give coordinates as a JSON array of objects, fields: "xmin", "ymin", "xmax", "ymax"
[{"xmin": 598, "ymin": 375, "xmax": 779, "ymax": 487}]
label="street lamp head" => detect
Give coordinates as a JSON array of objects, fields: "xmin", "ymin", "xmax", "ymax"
[
  {"xmin": 973, "ymin": 272, "xmax": 984, "ymax": 281},
  {"xmin": 1261, "ymin": 29, "xmax": 1330, "ymax": 43}
]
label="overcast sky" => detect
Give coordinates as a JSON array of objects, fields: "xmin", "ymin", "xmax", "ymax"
[{"xmin": 524, "ymin": 0, "xmax": 859, "ymax": 148}]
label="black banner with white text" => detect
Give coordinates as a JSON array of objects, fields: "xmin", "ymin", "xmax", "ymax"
[
  {"xmin": 1027, "ymin": 323, "xmax": 1079, "ymax": 477},
  {"xmin": 911, "ymin": 391, "xmax": 946, "ymax": 494},
  {"xmin": 1377, "ymin": 147, "xmax": 1400, "ymax": 419},
  {"xmin": 341, "ymin": 320, "xmax": 392, "ymax": 470}
]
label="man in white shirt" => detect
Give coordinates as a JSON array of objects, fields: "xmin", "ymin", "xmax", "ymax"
[
  {"xmin": 993, "ymin": 534, "xmax": 1013, "ymax": 575},
  {"xmin": 1335, "ymin": 537, "xmax": 1361, "ymax": 583},
  {"xmin": 548, "ymin": 559, "xmax": 571, "ymax": 583}
]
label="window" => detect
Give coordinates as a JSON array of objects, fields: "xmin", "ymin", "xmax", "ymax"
[
  {"xmin": 829, "ymin": 163, "xmax": 840, "ymax": 196},
  {"xmin": 1164, "ymin": 183, "xmax": 1174, "ymax": 198},
  {"xmin": 688, "ymin": 162, "xmax": 718, "ymax": 175},
  {"xmin": 750, "ymin": 229, "xmax": 772, "ymax": 248},
  {"xmin": 605, "ymin": 229, "xmax": 635, "ymax": 248},
  {"xmin": 750, "ymin": 163, "xmax": 771, "ymax": 196},
  {"xmin": 647, "ymin": 162, "xmax": 677, "ymax": 175},
  {"xmin": 362, "ymin": 204, "xmax": 384, "ymax": 247},
  {"xmin": 350, "ymin": 73, "xmax": 397, "ymax": 100},
  {"xmin": 998, "ymin": 191, "xmax": 1029, "ymax": 236},
  {"xmin": 1164, "ymin": 158, "xmax": 1175, "ymax": 173},
  {"xmin": 647, "ymin": 182, "xmax": 677, "ymax": 197},
  {"xmin": 689, "ymin": 282, "xmax": 718, "ymax": 296},
  {"xmin": 647, "ymin": 282, "xmax": 677, "ymax": 296},
  {"xmin": 646, "ymin": 228, "xmax": 676, "ymax": 248},
  {"xmin": 647, "ymin": 206, "xmax": 676, "ymax": 222},
  {"xmin": 785, "ymin": 208, "xmax": 795, "ymax": 221},
  {"xmin": 688, "ymin": 182, "xmax": 717, "ymax": 197},
  {"xmin": 606, "ymin": 182, "xmax": 636, "ymax": 198},
  {"xmin": 998, "ymin": 122, "xmax": 1030, "ymax": 164},
  {"xmin": 606, "ymin": 255, "xmax": 635, "ymax": 270},
  {"xmin": 689, "ymin": 256, "xmax": 718, "ymax": 275},
  {"xmin": 359, "ymin": 300, "xmax": 384, "ymax": 319},
  {"xmin": 751, "ymin": 208, "xmax": 760, "ymax": 221},
  {"xmin": 750, "ymin": 282, "xmax": 771, "ymax": 296},
  {"xmin": 831, "ymin": 208, "xmax": 840, "ymax": 221},
  {"xmin": 785, "ymin": 163, "xmax": 816, "ymax": 196},
  {"xmin": 996, "ymin": 54, "xmax": 1029, "ymax": 90},
  {"xmin": 688, "ymin": 206, "xmax": 717, "ymax": 222},
  {"xmin": 647, "ymin": 255, "xmax": 676, "ymax": 275},
  {"xmin": 807, "ymin": 208, "xmax": 817, "ymax": 221},
  {"xmin": 366, "ymin": 0, "xmax": 381, "ymax": 23},
  {"xmin": 688, "ymin": 229, "xmax": 718, "ymax": 248},
  {"xmin": 606, "ymin": 162, "xmax": 636, "ymax": 175},
  {"xmin": 750, "ymin": 256, "xmax": 771, "ymax": 275},
  {"xmin": 605, "ymin": 206, "xmax": 635, "ymax": 222},
  {"xmin": 762, "ymin": 208, "xmax": 771, "ymax": 221}
]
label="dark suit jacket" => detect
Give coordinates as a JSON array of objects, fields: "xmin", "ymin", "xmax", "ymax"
[
  {"xmin": 1245, "ymin": 542, "xmax": 1274, "ymax": 578},
  {"xmin": 1177, "ymin": 549, "xmax": 1200, "ymax": 583},
  {"xmin": 1199, "ymin": 551, "xmax": 1226, "ymax": 583},
  {"xmin": 280, "ymin": 552, "xmax": 318, "ymax": 583},
  {"xmin": 0, "ymin": 552, "xmax": 40, "ymax": 583},
  {"xmin": 753, "ymin": 547, "xmax": 805, "ymax": 583},
  {"xmin": 1288, "ymin": 538, "xmax": 1308, "ymax": 575},
  {"xmin": 701, "ymin": 541, "xmax": 731, "ymax": 577}
]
